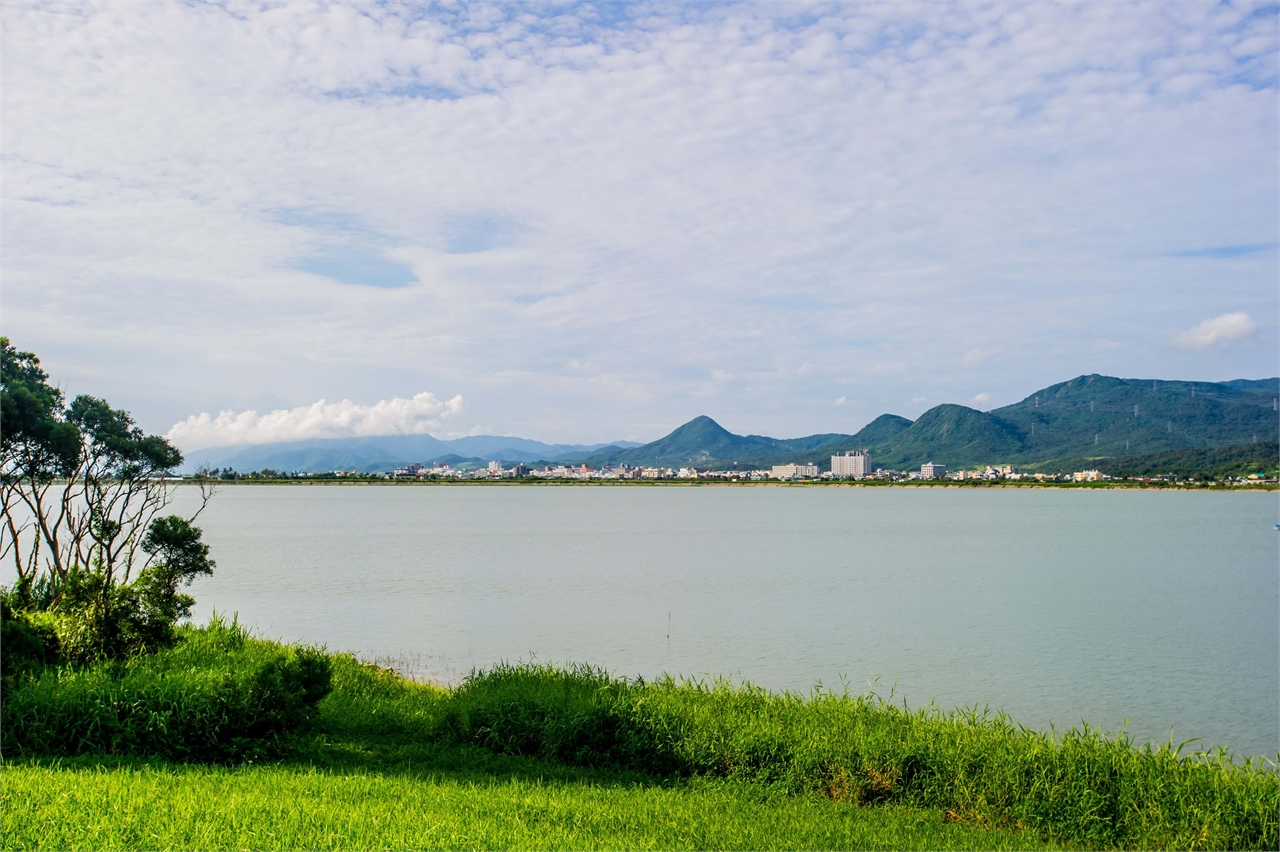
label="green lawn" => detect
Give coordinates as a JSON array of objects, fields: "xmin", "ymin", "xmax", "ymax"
[{"xmin": 2, "ymin": 762, "xmax": 1054, "ymax": 851}]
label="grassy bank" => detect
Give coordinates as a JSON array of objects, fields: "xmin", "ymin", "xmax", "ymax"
[{"xmin": 4, "ymin": 624, "xmax": 1277, "ymax": 850}]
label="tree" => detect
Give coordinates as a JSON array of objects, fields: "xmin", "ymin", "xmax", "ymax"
[{"xmin": 1, "ymin": 337, "xmax": 215, "ymax": 659}]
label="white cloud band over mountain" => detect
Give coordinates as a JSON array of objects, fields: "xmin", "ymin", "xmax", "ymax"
[
  {"xmin": 167, "ymin": 393, "xmax": 467, "ymax": 449},
  {"xmin": 1174, "ymin": 312, "xmax": 1258, "ymax": 352}
]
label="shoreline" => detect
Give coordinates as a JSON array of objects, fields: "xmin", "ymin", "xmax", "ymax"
[{"xmin": 185, "ymin": 479, "xmax": 1278, "ymax": 491}]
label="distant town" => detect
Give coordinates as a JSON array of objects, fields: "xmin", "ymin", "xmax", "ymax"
[{"xmin": 207, "ymin": 447, "xmax": 1276, "ymax": 486}]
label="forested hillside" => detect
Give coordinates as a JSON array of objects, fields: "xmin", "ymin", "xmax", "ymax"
[{"xmin": 600, "ymin": 375, "xmax": 1279, "ymax": 470}]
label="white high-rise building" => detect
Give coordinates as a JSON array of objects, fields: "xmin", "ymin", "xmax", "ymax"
[{"xmin": 831, "ymin": 450, "xmax": 872, "ymax": 479}]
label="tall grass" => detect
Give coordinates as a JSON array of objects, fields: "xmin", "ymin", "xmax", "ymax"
[
  {"xmin": 2, "ymin": 616, "xmax": 330, "ymax": 762},
  {"xmin": 439, "ymin": 663, "xmax": 1279, "ymax": 850}
]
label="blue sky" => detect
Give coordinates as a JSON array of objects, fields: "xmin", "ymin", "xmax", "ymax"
[{"xmin": 3, "ymin": 1, "xmax": 1277, "ymax": 447}]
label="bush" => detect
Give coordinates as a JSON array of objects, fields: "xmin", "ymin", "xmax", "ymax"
[
  {"xmin": 439, "ymin": 664, "xmax": 1279, "ymax": 850},
  {"xmin": 2, "ymin": 616, "xmax": 331, "ymax": 762},
  {"xmin": 0, "ymin": 597, "xmax": 60, "ymax": 678}
]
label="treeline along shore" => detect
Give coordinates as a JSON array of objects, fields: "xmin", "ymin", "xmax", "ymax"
[{"xmin": 185, "ymin": 476, "xmax": 1278, "ymax": 490}]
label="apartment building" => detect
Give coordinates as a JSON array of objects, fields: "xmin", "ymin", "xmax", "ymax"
[{"xmin": 831, "ymin": 450, "xmax": 872, "ymax": 479}]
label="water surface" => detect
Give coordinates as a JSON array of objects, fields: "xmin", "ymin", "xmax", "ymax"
[{"xmin": 167, "ymin": 485, "xmax": 1278, "ymax": 757}]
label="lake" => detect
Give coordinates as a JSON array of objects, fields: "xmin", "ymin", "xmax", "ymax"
[{"xmin": 165, "ymin": 484, "xmax": 1277, "ymax": 758}]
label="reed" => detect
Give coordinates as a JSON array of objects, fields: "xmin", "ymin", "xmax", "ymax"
[{"xmin": 439, "ymin": 662, "xmax": 1279, "ymax": 850}]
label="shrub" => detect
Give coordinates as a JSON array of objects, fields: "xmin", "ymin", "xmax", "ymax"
[
  {"xmin": 0, "ymin": 597, "xmax": 59, "ymax": 678},
  {"xmin": 439, "ymin": 664, "xmax": 1280, "ymax": 850},
  {"xmin": 2, "ymin": 617, "xmax": 331, "ymax": 762}
]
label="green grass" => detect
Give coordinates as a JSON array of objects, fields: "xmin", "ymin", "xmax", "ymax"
[
  {"xmin": 1, "ymin": 764, "xmax": 1052, "ymax": 851},
  {"xmin": 3, "ymin": 626, "xmax": 1277, "ymax": 850}
]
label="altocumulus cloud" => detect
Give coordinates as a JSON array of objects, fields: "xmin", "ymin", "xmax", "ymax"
[
  {"xmin": 166, "ymin": 393, "xmax": 467, "ymax": 449},
  {"xmin": 1173, "ymin": 312, "xmax": 1258, "ymax": 352},
  {"xmin": 3, "ymin": 2, "xmax": 1276, "ymax": 441}
]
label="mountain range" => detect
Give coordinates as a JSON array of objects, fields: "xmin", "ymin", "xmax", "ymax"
[
  {"xmin": 185, "ymin": 374, "xmax": 1279, "ymax": 473},
  {"xmin": 182, "ymin": 434, "xmax": 641, "ymax": 473},
  {"xmin": 584, "ymin": 374, "xmax": 1278, "ymax": 470}
]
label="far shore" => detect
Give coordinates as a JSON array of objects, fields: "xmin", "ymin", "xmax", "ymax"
[{"xmin": 182, "ymin": 478, "xmax": 1277, "ymax": 491}]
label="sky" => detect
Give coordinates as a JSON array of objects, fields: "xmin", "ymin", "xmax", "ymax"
[{"xmin": 4, "ymin": 1, "xmax": 1277, "ymax": 449}]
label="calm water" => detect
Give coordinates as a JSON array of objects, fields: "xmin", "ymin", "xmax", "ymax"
[{"xmin": 164, "ymin": 485, "xmax": 1277, "ymax": 757}]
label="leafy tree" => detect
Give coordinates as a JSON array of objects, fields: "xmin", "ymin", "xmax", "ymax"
[{"xmin": 1, "ymin": 337, "xmax": 215, "ymax": 661}]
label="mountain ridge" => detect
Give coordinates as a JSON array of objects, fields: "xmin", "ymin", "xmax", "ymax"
[
  {"xmin": 184, "ymin": 374, "xmax": 1278, "ymax": 473},
  {"xmin": 591, "ymin": 374, "xmax": 1279, "ymax": 470}
]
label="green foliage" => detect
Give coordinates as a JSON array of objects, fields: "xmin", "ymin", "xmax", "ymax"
[
  {"xmin": 0, "ymin": 595, "xmax": 60, "ymax": 678},
  {"xmin": 65, "ymin": 394, "xmax": 182, "ymax": 478},
  {"xmin": 6, "ymin": 516, "xmax": 215, "ymax": 666},
  {"xmin": 2, "ymin": 617, "xmax": 331, "ymax": 762},
  {"xmin": 3, "ymin": 766, "xmax": 1054, "ymax": 852},
  {"xmin": 439, "ymin": 664, "xmax": 1279, "ymax": 850},
  {"xmin": 1033, "ymin": 441, "xmax": 1280, "ymax": 479},
  {"xmin": 0, "ymin": 337, "xmax": 82, "ymax": 478}
]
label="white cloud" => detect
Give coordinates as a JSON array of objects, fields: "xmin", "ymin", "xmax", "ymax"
[
  {"xmin": 1173, "ymin": 312, "xmax": 1258, "ymax": 351},
  {"xmin": 166, "ymin": 393, "xmax": 467, "ymax": 449},
  {"xmin": 969, "ymin": 392, "xmax": 993, "ymax": 410},
  {"xmin": 833, "ymin": 396, "xmax": 847, "ymax": 406},
  {"xmin": 3, "ymin": 3, "xmax": 1276, "ymax": 442},
  {"xmin": 961, "ymin": 348, "xmax": 996, "ymax": 369}
]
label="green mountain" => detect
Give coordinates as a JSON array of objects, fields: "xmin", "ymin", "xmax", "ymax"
[
  {"xmin": 1030, "ymin": 442, "xmax": 1279, "ymax": 480},
  {"xmin": 585, "ymin": 416, "xmax": 851, "ymax": 467},
  {"xmin": 850, "ymin": 404, "xmax": 1023, "ymax": 469},
  {"xmin": 598, "ymin": 375, "xmax": 1278, "ymax": 471},
  {"xmin": 988, "ymin": 374, "xmax": 1278, "ymax": 463}
]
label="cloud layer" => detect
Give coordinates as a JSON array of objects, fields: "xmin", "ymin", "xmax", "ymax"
[
  {"xmin": 1174, "ymin": 312, "xmax": 1259, "ymax": 351},
  {"xmin": 167, "ymin": 393, "xmax": 467, "ymax": 449},
  {"xmin": 4, "ymin": 2, "xmax": 1276, "ymax": 441}
]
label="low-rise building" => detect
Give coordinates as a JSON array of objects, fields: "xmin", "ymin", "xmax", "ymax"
[
  {"xmin": 772, "ymin": 463, "xmax": 819, "ymax": 479},
  {"xmin": 920, "ymin": 462, "xmax": 947, "ymax": 480}
]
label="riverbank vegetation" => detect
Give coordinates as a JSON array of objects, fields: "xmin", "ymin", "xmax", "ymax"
[{"xmin": 4, "ymin": 621, "xmax": 1276, "ymax": 851}]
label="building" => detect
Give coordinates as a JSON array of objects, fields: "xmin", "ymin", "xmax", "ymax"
[
  {"xmin": 920, "ymin": 462, "xmax": 947, "ymax": 480},
  {"xmin": 831, "ymin": 450, "xmax": 872, "ymax": 479},
  {"xmin": 772, "ymin": 463, "xmax": 819, "ymax": 479},
  {"xmin": 488, "ymin": 460, "xmax": 502, "ymax": 474}
]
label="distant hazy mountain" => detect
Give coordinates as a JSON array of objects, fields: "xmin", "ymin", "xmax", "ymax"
[
  {"xmin": 182, "ymin": 434, "xmax": 642, "ymax": 473},
  {"xmin": 584, "ymin": 374, "xmax": 1279, "ymax": 470}
]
